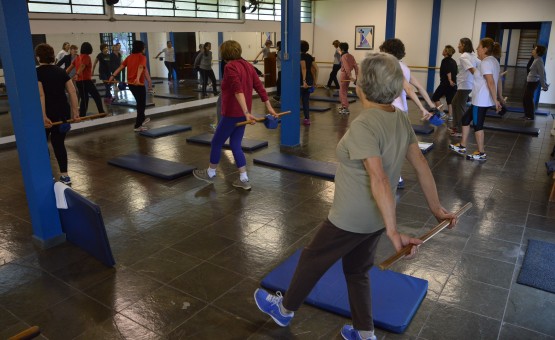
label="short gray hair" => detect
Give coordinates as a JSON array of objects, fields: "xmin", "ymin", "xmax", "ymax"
[{"xmin": 358, "ymin": 53, "xmax": 404, "ymax": 104}]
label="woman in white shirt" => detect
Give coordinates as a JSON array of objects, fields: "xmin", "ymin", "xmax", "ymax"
[
  {"xmin": 154, "ymin": 41, "xmax": 178, "ymax": 83},
  {"xmin": 450, "ymin": 38, "xmax": 504, "ymax": 161}
]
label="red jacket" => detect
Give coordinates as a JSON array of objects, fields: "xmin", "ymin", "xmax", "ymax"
[{"xmin": 221, "ymin": 59, "xmax": 268, "ymax": 117}]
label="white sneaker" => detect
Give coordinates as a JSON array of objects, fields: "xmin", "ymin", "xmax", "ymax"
[
  {"xmin": 133, "ymin": 126, "xmax": 148, "ymax": 132},
  {"xmin": 142, "ymin": 117, "xmax": 151, "ymax": 126},
  {"xmin": 232, "ymin": 179, "xmax": 251, "ymax": 190}
]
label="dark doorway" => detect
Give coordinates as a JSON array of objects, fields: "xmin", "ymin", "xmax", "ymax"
[{"xmin": 172, "ymin": 32, "xmax": 197, "ymax": 80}]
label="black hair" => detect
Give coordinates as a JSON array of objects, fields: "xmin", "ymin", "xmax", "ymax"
[
  {"xmin": 131, "ymin": 40, "xmax": 145, "ymax": 54},
  {"xmin": 300, "ymin": 40, "xmax": 310, "ymax": 53},
  {"xmin": 80, "ymin": 42, "xmax": 93, "ymax": 55},
  {"xmin": 379, "ymin": 39, "xmax": 405, "ymax": 60},
  {"xmin": 339, "ymin": 42, "xmax": 349, "ymax": 53},
  {"xmin": 536, "ymin": 45, "xmax": 546, "ymax": 57}
]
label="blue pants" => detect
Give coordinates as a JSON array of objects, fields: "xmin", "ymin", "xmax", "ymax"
[{"xmin": 210, "ymin": 116, "xmax": 247, "ymax": 168}]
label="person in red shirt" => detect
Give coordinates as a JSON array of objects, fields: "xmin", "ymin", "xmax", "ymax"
[
  {"xmin": 108, "ymin": 40, "xmax": 153, "ymax": 131},
  {"xmin": 193, "ymin": 40, "xmax": 277, "ymax": 190},
  {"xmin": 65, "ymin": 42, "xmax": 105, "ymax": 117}
]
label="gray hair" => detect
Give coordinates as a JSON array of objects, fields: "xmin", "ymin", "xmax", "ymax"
[{"xmin": 358, "ymin": 53, "xmax": 404, "ymax": 104}]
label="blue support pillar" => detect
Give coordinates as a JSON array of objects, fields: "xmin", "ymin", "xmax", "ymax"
[
  {"xmin": 503, "ymin": 29, "xmax": 512, "ymax": 71},
  {"xmin": 0, "ymin": 0, "xmax": 64, "ymax": 247},
  {"xmin": 169, "ymin": 31, "xmax": 177, "ymax": 80},
  {"xmin": 280, "ymin": 0, "xmax": 301, "ymax": 147},
  {"xmin": 385, "ymin": 0, "xmax": 397, "ymax": 40},
  {"xmin": 480, "ymin": 23, "xmax": 487, "ymax": 39},
  {"xmin": 140, "ymin": 32, "xmax": 150, "ymax": 75},
  {"xmin": 426, "ymin": 0, "xmax": 441, "ymax": 94},
  {"xmin": 534, "ymin": 21, "xmax": 552, "ymax": 107},
  {"xmin": 218, "ymin": 32, "xmax": 224, "ymax": 80}
]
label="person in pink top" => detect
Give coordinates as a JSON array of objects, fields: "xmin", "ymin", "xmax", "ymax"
[
  {"xmin": 338, "ymin": 42, "xmax": 358, "ymax": 115},
  {"xmin": 193, "ymin": 40, "xmax": 277, "ymax": 190}
]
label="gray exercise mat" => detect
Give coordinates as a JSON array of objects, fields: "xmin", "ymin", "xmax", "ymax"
[
  {"xmin": 153, "ymin": 93, "xmax": 196, "ymax": 100},
  {"xmin": 139, "ymin": 125, "xmax": 192, "ymax": 138},
  {"xmin": 108, "ymin": 153, "xmax": 195, "ymax": 180}
]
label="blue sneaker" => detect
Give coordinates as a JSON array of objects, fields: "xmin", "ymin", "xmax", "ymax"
[
  {"xmin": 340, "ymin": 325, "xmax": 377, "ymax": 340},
  {"xmin": 254, "ymin": 289, "xmax": 293, "ymax": 327},
  {"xmin": 59, "ymin": 175, "xmax": 71, "ymax": 185}
]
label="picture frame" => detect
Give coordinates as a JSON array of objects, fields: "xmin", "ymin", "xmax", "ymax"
[
  {"xmin": 261, "ymin": 32, "xmax": 276, "ymax": 48},
  {"xmin": 354, "ymin": 25, "xmax": 374, "ymax": 50}
]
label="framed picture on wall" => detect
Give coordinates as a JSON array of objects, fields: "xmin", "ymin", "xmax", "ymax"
[
  {"xmin": 261, "ymin": 32, "xmax": 276, "ymax": 47},
  {"xmin": 354, "ymin": 25, "xmax": 374, "ymax": 50}
]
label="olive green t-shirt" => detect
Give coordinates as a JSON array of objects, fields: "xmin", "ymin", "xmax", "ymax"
[{"xmin": 328, "ymin": 107, "xmax": 417, "ymax": 234}]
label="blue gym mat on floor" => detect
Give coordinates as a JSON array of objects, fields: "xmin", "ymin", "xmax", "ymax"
[
  {"xmin": 412, "ymin": 125, "xmax": 434, "ymax": 134},
  {"xmin": 110, "ymin": 100, "xmax": 155, "ymax": 108},
  {"xmin": 153, "ymin": 93, "xmax": 195, "ymax": 100},
  {"xmin": 310, "ymin": 96, "xmax": 356, "ymax": 104},
  {"xmin": 261, "ymin": 249, "xmax": 428, "ymax": 334},
  {"xmin": 332, "ymin": 90, "xmax": 359, "ymax": 98},
  {"xmin": 139, "ymin": 125, "xmax": 192, "ymax": 138},
  {"xmin": 108, "ymin": 153, "xmax": 195, "ymax": 180},
  {"xmin": 502, "ymin": 106, "xmax": 549, "ymax": 116},
  {"xmin": 254, "ymin": 152, "xmax": 337, "ymax": 180},
  {"xmin": 483, "ymin": 123, "xmax": 540, "ymax": 136},
  {"xmin": 186, "ymin": 133, "xmax": 268, "ymax": 152},
  {"xmin": 58, "ymin": 188, "xmax": 115, "ymax": 267},
  {"xmin": 517, "ymin": 239, "xmax": 555, "ymax": 293}
]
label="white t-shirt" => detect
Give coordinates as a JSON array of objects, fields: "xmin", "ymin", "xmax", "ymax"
[
  {"xmin": 162, "ymin": 47, "xmax": 175, "ymax": 62},
  {"xmin": 392, "ymin": 61, "xmax": 411, "ymax": 112},
  {"xmin": 456, "ymin": 52, "xmax": 480, "ymax": 90},
  {"xmin": 471, "ymin": 56, "xmax": 499, "ymax": 107},
  {"xmin": 56, "ymin": 50, "xmax": 69, "ymax": 63}
]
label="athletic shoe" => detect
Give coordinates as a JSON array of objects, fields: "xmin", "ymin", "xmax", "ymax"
[
  {"xmin": 397, "ymin": 178, "xmax": 405, "ymax": 189},
  {"xmin": 141, "ymin": 117, "xmax": 151, "ymax": 126},
  {"xmin": 466, "ymin": 151, "xmax": 487, "ymax": 161},
  {"xmin": 232, "ymin": 178, "xmax": 251, "ymax": 190},
  {"xmin": 193, "ymin": 169, "xmax": 215, "ymax": 183},
  {"xmin": 449, "ymin": 143, "xmax": 466, "ymax": 156},
  {"xmin": 59, "ymin": 175, "xmax": 72, "ymax": 185},
  {"xmin": 340, "ymin": 325, "xmax": 377, "ymax": 340},
  {"xmin": 323, "ymin": 85, "xmax": 330, "ymax": 90},
  {"xmin": 133, "ymin": 126, "xmax": 148, "ymax": 132},
  {"xmin": 209, "ymin": 123, "xmax": 217, "ymax": 131},
  {"xmin": 254, "ymin": 289, "xmax": 293, "ymax": 327},
  {"xmin": 447, "ymin": 115, "xmax": 453, "ymax": 121},
  {"xmin": 303, "ymin": 118, "xmax": 311, "ymax": 126},
  {"xmin": 341, "ymin": 108, "xmax": 350, "ymax": 115}
]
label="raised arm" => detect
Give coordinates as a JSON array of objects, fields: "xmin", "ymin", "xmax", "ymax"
[{"xmin": 404, "ymin": 79, "xmax": 432, "ymax": 120}]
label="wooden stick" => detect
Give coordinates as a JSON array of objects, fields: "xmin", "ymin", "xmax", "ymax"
[
  {"xmin": 48, "ymin": 113, "xmax": 108, "ymax": 127},
  {"xmin": 235, "ymin": 111, "xmax": 291, "ymax": 127},
  {"xmin": 8, "ymin": 326, "xmax": 40, "ymax": 340},
  {"xmin": 378, "ymin": 202, "xmax": 473, "ymax": 270}
]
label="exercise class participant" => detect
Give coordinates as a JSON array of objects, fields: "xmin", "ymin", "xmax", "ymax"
[
  {"xmin": 36, "ymin": 43, "xmax": 80, "ymax": 185},
  {"xmin": 109, "ymin": 42, "xmax": 124, "ymax": 102},
  {"xmin": 66, "ymin": 42, "xmax": 106, "ymax": 117},
  {"xmin": 55, "ymin": 42, "xmax": 70, "ymax": 64},
  {"xmin": 325, "ymin": 40, "xmax": 341, "ymax": 89},
  {"xmin": 273, "ymin": 41, "xmax": 282, "ymax": 102},
  {"xmin": 338, "ymin": 42, "xmax": 358, "ymax": 115},
  {"xmin": 432, "ymin": 45, "xmax": 457, "ymax": 120},
  {"xmin": 450, "ymin": 38, "xmax": 504, "ymax": 161},
  {"xmin": 194, "ymin": 42, "xmax": 219, "ymax": 97},
  {"xmin": 92, "ymin": 43, "xmax": 114, "ymax": 103},
  {"xmin": 154, "ymin": 40, "xmax": 178, "ymax": 83},
  {"xmin": 193, "ymin": 40, "xmax": 277, "ymax": 190},
  {"xmin": 108, "ymin": 40, "xmax": 153, "ymax": 132},
  {"xmin": 522, "ymin": 45, "xmax": 549, "ymax": 120},
  {"xmin": 253, "ymin": 39, "xmax": 272, "ymax": 63},
  {"xmin": 300, "ymin": 40, "xmax": 318, "ymax": 126},
  {"xmin": 254, "ymin": 52, "xmax": 457, "ymax": 340},
  {"xmin": 449, "ymin": 38, "xmax": 479, "ymax": 137}
]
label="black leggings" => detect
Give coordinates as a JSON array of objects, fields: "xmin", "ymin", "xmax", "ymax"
[
  {"xmin": 523, "ymin": 81, "xmax": 539, "ymax": 119},
  {"xmin": 164, "ymin": 61, "xmax": 178, "ymax": 81},
  {"xmin": 200, "ymin": 69, "xmax": 218, "ymax": 94},
  {"xmin": 301, "ymin": 87, "xmax": 310, "ymax": 119},
  {"xmin": 76, "ymin": 80, "xmax": 105, "ymax": 117},
  {"xmin": 461, "ymin": 105, "xmax": 487, "ymax": 132},
  {"xmin": 128, "ymin": 84, "xmax": 146, "ymax": 128},
  {"xmin": 46, "ymin": 126, "xmax": 68, "ymax": 173},
  {"xmin": 327, "ymin": 64, "xmax": 340, "ymax": 88}
]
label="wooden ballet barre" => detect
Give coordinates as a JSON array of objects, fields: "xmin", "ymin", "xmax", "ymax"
[
  {"xmin": 236, "ymin": 111, "xmax": 291, "ymax": 126},
  {"xmin": 378, "ymin": 202, "xmax": 473, "ymax": 270},
  {"xmin": 48, "ymin": 113, "xmax": 108, "ymax": 127},
  {"xmin": 8, "ymin": 325, "xmax": 40, "ymax": 340}
]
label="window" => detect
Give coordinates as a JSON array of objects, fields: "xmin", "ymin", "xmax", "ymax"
[
  {"xmin": 244, "ymin": 0, "xmax": 312, "ymax": 23},
  {"xmin": 28, "ymin": 0, "xmax": 105, "ymax": 15},
  {"xmin": 113, "ymin": 0, "xmax": 240, "ymax": 19}
]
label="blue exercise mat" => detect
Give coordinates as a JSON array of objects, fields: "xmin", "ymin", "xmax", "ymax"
[
  {"xmin": 412, "ymin": 125, "xmax": 434, "ymax": 134},
  {"xmin": 58, "ymin": 187, "xmax": 115, "ymax": 267},
  {"xmin": 483, "ymin": 123, "xmax": 540, "ymax": 136},
  {"xmin": 111, "ymin": 99, "xmax": 155, "ymax": 108},
  {"xmin": 139, "ymin": 125, "xmax": 192, "ymax": 138},
  {"xmin": 310, "ymin": 95, "xmax": 356, "ymax": 104},
  {"xmin": 517, "ymin": 239, "xmax": 555, "ymax": 293},
  {"xmin": 261, "ymin": 249, "xmax": 428, "ymax": 334},
  {"xmin": 332, "ymin": 90, "xmax": 359, "ymax": 98},
  {"xmin": 186, "ymin": 133, "xmax": 268, "ymax": 152},
  {"xmin": 108, "ymin": 153, "xmax": 195, "ymax": 180},
  {"xmin": 254, "ymin": 152, "xmax": 337, "ymax": 180},
  {"xmin": 153, "ymin": 93, "xmax": 195, "ymax": 100},
  {"xmin": 502, "ymin": 106, "xmax": 549, "ymax": 116}
]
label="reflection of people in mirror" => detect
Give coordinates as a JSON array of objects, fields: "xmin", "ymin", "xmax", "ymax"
[{"xmin": 154, "ymin": 41, "xmax": 178, "ymax": 83}]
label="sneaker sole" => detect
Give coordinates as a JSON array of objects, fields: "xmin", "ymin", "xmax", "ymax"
[
  {"xmin": 466, "ymin": 155, "xmax": 487, "ymax": 161},
  {"xmin": 193, "ymin": 172, "xmax": 214, "ymax": 184},
  {"xmin": 232, "ymin": 182, "xmax": 251, "ymax": 190},
  {"xmin": 449, "ymin": 146, "xmax": 466, "ymax": 157},
  {"xmin": 253, "ymin": 291, "xmax": 288, "ymax": 327}
]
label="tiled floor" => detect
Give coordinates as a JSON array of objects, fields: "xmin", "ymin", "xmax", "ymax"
[{"xmin": 1, "ymin": 72, "xmax": 555, "ymax": 339}]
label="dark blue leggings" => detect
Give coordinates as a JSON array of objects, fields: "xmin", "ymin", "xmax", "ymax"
[
  {"xmin": 461, "ymin": 105, "xmax": 487, "ymax": 132},
  {"xmin": 210, "ymin": 116, "xmax": 247, "ymax": 168}
]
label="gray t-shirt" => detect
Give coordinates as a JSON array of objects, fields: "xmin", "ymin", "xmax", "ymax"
[
  {"xmin": 162, "ymin": 47, "xmax": 175, "ymax": 62},
  {"xmin": 194, "ymin": 51, "xmax": 213, "ymax": 70},
  {"xmin": 328, "ymin": 107, "xmax": 417, "ymax": 234}
]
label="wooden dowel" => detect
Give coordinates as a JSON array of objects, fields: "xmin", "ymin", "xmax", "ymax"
[
  {"xmin": 378, "ymin": 202, "xmax": 473, "ymax": 270},
  {"xmin": 8, "ymin": 326, "xmax": 40, "ymax": 340},
  {"xmin": 48, "ymin": 113, "xmax": 108, "ymax": 127},
  {"xmin": 235, "ymin": 111, "xmax": 291, "ymax": 127}
]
